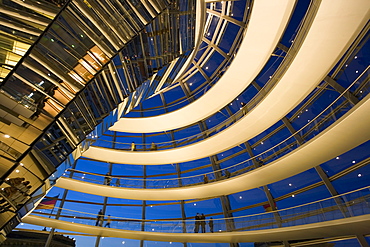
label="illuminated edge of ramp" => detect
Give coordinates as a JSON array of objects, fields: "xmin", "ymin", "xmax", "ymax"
[
  {"xmin": 85, "ymin": 0, "xmax": 370, "ymax": 165},
  {"xmin": 57, "ymin": 94, "xmax": 370, "ymax": 201},
  {"xmin": 109, "ymin": 0, "xmax": 295, "ymax": 133},
  {"xmin": 23, "ymin": 214, "xmax": 370, "ymax": 243}
]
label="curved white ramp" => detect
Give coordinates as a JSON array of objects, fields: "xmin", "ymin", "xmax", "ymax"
[
  {"xmin": 110, "ymin": 0, "xmax": 296, "ymax": 133},
  {"xmin": 84, "ymin": 0, "xmax": 370, "ymax": 165},
  {"xmin": 23, "ymin": 214, "xmax": 370, "ymax": 243},
  {"xmin": 60, "ymin": 94, "xmax": 370, "ymax": 201}
]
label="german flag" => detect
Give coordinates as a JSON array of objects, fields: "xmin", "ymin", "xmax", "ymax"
[{"xmin": 35, "ymin": 195, "xmax": 59, "ymax": 210}]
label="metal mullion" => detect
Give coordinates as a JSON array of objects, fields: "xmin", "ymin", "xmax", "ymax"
[
  {"xmin": 241, "ymin": 0, "xmax": 253, "ymax": 23},
  {"xmin": 45, "ymin": 30, "xmax": 89, "ymax": 68},
  {"xmin": 0, "ymin": 4, "xmax": 51, "ymax": 27},
  {"xmin": 216, "ymin": 148, "xmax": 247, "ymax": 165},
  {"xmin": 111, "ymin": 0, "xmax": 142, "ymax": 32},
  {"xmin": 139, "ymin": 0, "xmax": 158, "ymax": 18},
  {"xmin": 125, "ymin": 0, "xmax": 149, "ymax": 26},
  {"xmin": 251, "ymin": 80, "xmax": 262, "ymax": 91},
  {"xmin": 72, "ymin": 0, "xmax": 120, "ymax": 51},
  {"xmin": 206, "ymin": 9, "xmax": 244, "ymax": 27},
  {"xmin": 87, "ymin": 0, "xmax": 128, "ymax": 44},
  {"xmin": 23, "ymin": 60, "xmax": 76, "ymax": 97},
  {"xmin": 139, "ymin": 33, "xmax": 150, "ymax": 80},
  {"xmin": 147, "ymin": 0, "xmax": 162, "ymax": 13},
  {"xmin": 300, "ymin": 100, "xmax": 349, "ymax": 141},
  {"xmin": 0, "ymin": 17, "xmax": 42, "ymax": 36},
  {"xmin": 191, "ymin": 62, "xmax": 210, "ymax": 84},
  {"xmin": 356, "ymin": 235, "xmax": 370, "ymax": 247},
  {"xmin": 179, "ymin": 65, "xmax": 199, "ymax": 82},
  {"xmin": 44, "ymin": 159, "xmax": 78, "ymax": 247},
  {"xmin": 140, "ymin": 166, "xmax": 147, "ymax": 247},
  {"xmin": 209, "ymin": 13, "xmax": 224, "ymax": 46},
  {"xmin": 66, "ymin": 106, "xmax": 88, "ymax": 137},
  {"xmin": 164, "ymin": 108, "xmax": 188, "ymax": 239},
  {"xmin": 49, "ymin": 25, "xmax": 89, "ymax": 59},
  {"xmin": 13, "ymin": 73, "xmax": 66, "ymax": 108},
  {"xmin": 35, "ymin": 43, "xmax": 80, "ymax": 84},
  {"xmin": 100, "ymin": 70, "xmax": 119, "ymax": 105},
  {"xmin": 93, "ymin": 77, "xmax": 115, "ymax": 110},
  {"xmin": 95, "ymin": 135, "xmax": 115, "ymax": 246},
  {"xmin": 197, "ymin": 45, "xmax": 214, "ymax": 67},
  {"xmin": 65, "ymin": 8, "xmax": 114, "ymax": 57},
  {"xmin": 164, "ymin": 121, "xmax": 186, "ymax": 237},
  {"xmin": 74, "ymin": 95, "xmax": 97, "ymax": 129},
  {"xmin": 179, "ymin": 81, "xmax": 195, "ymax": 103},
  {"xmin": 203, "ymin": 12, "xmax": 213, "ymax": 37},
  {"xmin": 225, "ymin": 26, "xmax": 247, "ymax": 57},
  {"xmin": 315, "ymin": 166, "xmax": 351, "ymax": 218},
  {"xmin": 31, "ymin": 46, "xmax": 81, "ymax": 88},
  {"xmin": 106, "ymin": 0, "xmax": 136, "ymax": 38},
  {"xmin": 214, "ymin": 18, "xmax": 228, "ymax": 46},
  {"xmin": 282, "ymin": 113, "xmax": 350, "ymax": 218},
  {"xmin": 0, "ymin": 30, "xmax": 34, "ymax": 45},
  {"xmin": 282, "ymin": 117, "xmax": 304, "ymax": 145},
  {"xmin": 159, "ymin": 92, "xmax": 169, "ymax": 114},
  {"xmin": 85, "ymin": 86, "xmax": 105, "ymax": 117},
  {"xmin": 123, "ymin": 58, "xmax": 139, "ymax": 91},
  {"xmin": 148, "ymin": 19, "xmax": 160, "ymax": 68},
  {"xmin": 108, "ymin": 63, "xmax": 125, "ymax": 101},
  {"xmin": 208, "ymin": 150, "xmax": 237, "ymax": 240},
  {"xmin": 202, "ymin": 37, "xmax": 229, "ymax": 59},
  {"xmin": 324, "ymin": 76, "xmax": 360, "ymax": 106},
  {"xmin": 54, "ymin": 19, "xmax": 96, "ymax": 55},
  {"xmin": 244, "ymin": 142, "xmax": 284, "ymax": 228}
]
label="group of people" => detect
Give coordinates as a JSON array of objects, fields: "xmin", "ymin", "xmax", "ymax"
[
  {"xmin": 0, "ymin": 177, "xmax": 32, "ymax": 214},
  {"xmin": 94, "ymin": 210, "xmax": 216, "ymax": 233},
  {"xmin": 194, "ymin": 213, "xmax": 214, "ymax": 233},
  {"xmin": 130, "ymin": 142, "xmax": 157, "ymax": 151},
  {"xmin": 104, "ymin": 173, "xmax": 120, "ymax": 187},
  {"xmin": 203, "ymin": 169, "xmax": 231, "ymax": 184},
  {"xmin": 95, "ymin": 209, "xmax": 111, "ymax": 227}
]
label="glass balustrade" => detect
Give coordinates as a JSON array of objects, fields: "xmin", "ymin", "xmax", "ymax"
[{"xmin": 31, "ymin": 186, "xmax": 370, "ymax": 233}]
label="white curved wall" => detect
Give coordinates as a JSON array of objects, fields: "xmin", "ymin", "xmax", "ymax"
[
  {"xmin": 84, "ymin": 0, "xmax": 370, "ymax": 165},
  {"xmin": 110, "ymin": 0, "xmax": 295, "ymax": 133}
]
